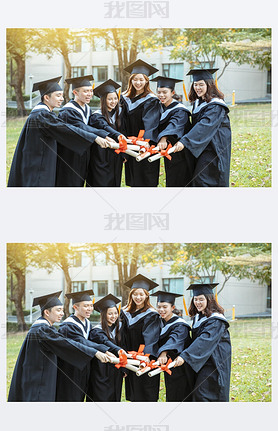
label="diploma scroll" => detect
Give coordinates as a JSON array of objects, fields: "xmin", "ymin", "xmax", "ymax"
[
  {"xmin": 148, "ymin": 360, "xmax": 176, "ymax": 377},
  {"xmin": 148, "ymin": 145, "xmax": 175, "ymax": 163}
]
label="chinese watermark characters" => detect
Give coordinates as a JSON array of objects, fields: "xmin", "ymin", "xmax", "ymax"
[
  {"xmin": 104, "ymin": 212, "xmax": 169, "ymax": 230},
  {"xmin": 104, "ymin": 1, "xmax": 169, "ymax": 18}
]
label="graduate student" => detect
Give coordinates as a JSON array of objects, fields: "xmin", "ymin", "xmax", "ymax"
[
  {"xmin": 120, "ymin": 274, "xmax": 161, "ymax": 402},
  {"xmin": 151, "ymin": 291, "xmax": 194, "ymax": 402},
  {"xmin": 120, "ymin": 59, "xmax": 161, "ymax": 187},
  {"xmin": 87, "ymin": 294, "xmax": 124, "ymax": 401},
  {"xmin": 56, "ymin": 290, "xmax": 113, "ymax": 402},
  {"xmin": 175, "ymin": 69, "xmax": 231, "ymax": 187},
  {"xmin": 8, "ymin": 77, "xmax": 108, "ymax": 187},
  {"xmin": 8, "ymin": 291, "xmax": 110, "ymax": 402},
  {"xmin": 174, "ymin": 283, "xmax": 232, "ymax": 402},
  {"xmin": 151, "ymin": 76, "xmax": 194, "ymax": 187},
  {"xmin": 87, "ymin": 79, "xmax": 124, "ymax": 187},
  {"xmin": 56, "ymin": 75, "xmax": 114, "ymax": 187}
]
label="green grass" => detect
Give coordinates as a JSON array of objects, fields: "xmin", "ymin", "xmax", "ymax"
[
  {"xmin": 6, "ymin": 104, "xmax": 271, "ymax": 187},
  {"xmin": 7, "ymin": 318, "xmax": 271, "ymax": 401}
]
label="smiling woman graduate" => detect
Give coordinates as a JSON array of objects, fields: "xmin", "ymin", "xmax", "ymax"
[
  {"xmin": 175, "ymin": 68, "xmax": 231, "ymax": 187},
  {"xmin": 8, "ymin": 77, "xmax": 105, "ymax": 187},
  {"xmin": 8, "ymin": 292, "xmax": 105, "ymax": 402},
  {"xmin": 120, "ymin": 274, "xmax": 161, "ymax": 402},
  {"xmin": 174, "ymin": 284, "xmax": 232, "ymax": 402},
  {"xmin": 120, "ymin": 59, "xmax": 162, "ymax": 187},
  {"xmin": 87, "ymin": 79, "xmax": 124, "ymax": 187},
  {"xmin": 151, "ymin": 291, "xmax": 194, "ymax": 402},
  {"xmin": 87, "ymin": 294, "xmax": 124, "ymax": 401}
]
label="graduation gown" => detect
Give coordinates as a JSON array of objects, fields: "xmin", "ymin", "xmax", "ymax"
[
  {"xmin": 56, "ymin": 315, "xmax": 108, "ymax": 402},
  {"xmin": 56, "ymin": 100, "xmax": 107, "ymax": 187},
  {"xmin": 155, "ymin": 315, "xmax": 194, "ymax": 401},
  {"xmin": 179, "ymin": 312, "xmax": 231, "ymax": 402},
  {"xmin": 158, "ymin": 101, "xmax": 195, "ymax": 187},
  {"xmin": 120, "ymin": 93, "xmax": 161, "ymax": 187},
  {"xmin": 87, "ymin": 322, "xmax": 123, "ymax": 401},
  {"xmin": 8, "ymin": 317, "xmax": 102, "ymax": 402},
  {"xmin": 8, "ymin": 103, "xmax": 100, "ymax": 187},
  {"xmin": 179, "ymin": 98, "xmax": 231, "ymax": 187},
  {"xmin": 87, "ymin": 108, "xmax": 123, "ymax": 187},
  {"xmin": 120, "ymin": 307, "xmax": 161, "ymax": 401}
]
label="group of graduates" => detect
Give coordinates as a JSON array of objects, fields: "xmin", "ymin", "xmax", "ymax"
[
  {"xmin": 8, "ymin": 274, "xmax": 232, "ymax": 402},
  {"xmin": 8, "ymin": 59, "xmax": 231, "ymax": 188}
]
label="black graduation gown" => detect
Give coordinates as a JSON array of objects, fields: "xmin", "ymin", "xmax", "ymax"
[
  {"xmin": 8, "ymin": 317, "xmax": 102, "ymax": 402},
  {"xmin": 8, "ymin": 103, "xmax": 100, "ymax": 187},
  {"xmin": 155, "ymin": 315, "xmax": 194, "ymax": 402},
  {"xmin": 179, "ymin": 313, "xmax": 232, "ymax": 402},
  {"xmin": 87, "ymin": 108, "xmax": 123, "ymax": 187},
  {"xmin": 179, "ymin": 98, "xmax": 231, "ymax": 187},
  {"xmin": 56, "ymin": 100, "xmax": 108, "ymax": 187},
  {"xmin": 87, "ymin": 323, "xmax": 123, "ymax": 401},
  {"xmin": 55, "ymin": 315, "xmax": 109, "ymax": 401},
  {"xmin": 120, "ymin": 93, "xmax": 161, "ymax": 187},
  {"xmin": 158, "ymin": 101, "xmax": 195, "ymax": 187},
  {"xmin": 120, "ymin": 307, "xmax": 161, "ymax": 401}
]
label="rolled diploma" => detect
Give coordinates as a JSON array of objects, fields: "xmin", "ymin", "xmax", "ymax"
[
  {"xmin": 148, "ymin": 360, "xmax": 176, "ymax": 377},
  {"xmin": 148, "ymin": 146, "xmax": 175, "ymax": 163},
  {"xmin": 136, "ymin": 146, "xmax": 159, "ymax": 162},
  {"xmin": 108, "ymin": 142, "xmax": 139, "ymax": 158},
  {"xmin": 109, "ymin": 357, "xmax": 140, "ymax": 366},
  {"xmin": 126, "ymin": 139, "xmax": 149, "ymax": 147},
  {"xmin": 127, "ymin": 354, "xmax": 150, "ymax": 362},
  {"xmin": 136, "ymin": 361, "xmax": 159, "ymax": 376}
]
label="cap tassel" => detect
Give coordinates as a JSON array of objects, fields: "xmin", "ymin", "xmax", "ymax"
[
  {"xmin": 93, "ymin": 296, "xmax": 95, "ymax": 304},
  {"xmin": 118, "ymin": 88, "xmax": 121, "ymax": 98},
  {"xmin": 92, "ymin": 82, "xmax": 95, "ymax": 90},
  {"xmin": 183, "ymin": 296, "xmax": 189, "ymax": 316},
  {"xmin": 215, "ymin": 71, "xmax": 218, "ymax": 89},
  {"xmin": 118, "ymin": 302, "xmax": 121, "ymax": 314},
  {"xmin": 183, "ymin": 82, "xmax": 189, "ymax": 102},
  {"xmin": 215, "ymin": 286, "xmax": 218, "ymax": 303}
]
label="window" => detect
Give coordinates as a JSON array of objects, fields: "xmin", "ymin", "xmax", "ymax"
[
  {"xmin": 73, "ymin": 37, "xmax": 82, "ymax": 53},
  {"xmin": 114, "ymin": 66, "xmax": 120, "ymax": 82},
  {"xmin": 267, "ymin": 68, "xmax": 271, "ymax": 94},
  {"xmin": 92, "ymin": 280, "xmax": 108, "ymax": 296},
  {"xmin": 92, "ymin": 37, "xmax": 107, "ymax": 52},
  {"xmin": 114, "ymin": 280, "xmax": 121, "ymax": 296},
  {"xmin": 92, "ymin": 66, "xmax": 108, "ymax": 82},
  {"xmin": 72, "ymin": 253, "xmax": 82, "ymax": 267},
  {"xmin": 162, "ymin": 63, "xmax": 184, "ymax": 79},
  {"xmin": 92, "ymin": 252, "xmax": 107, "ymax": 266},
  {"xmin": 72, "ymin": 67, "xmax": 87, "ymax": 78},
  {"xmin": 72, "ymin": 281, "xmax": 87, "ymax": 292},
  {"xmin": 162, "ymin": 278, "xmax": 184, "ymax": 294}
]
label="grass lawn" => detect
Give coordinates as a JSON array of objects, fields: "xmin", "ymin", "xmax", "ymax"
[
  {"xmin": 7, "ymin": 318, "xmax": 271, "ymax": 401},
  {"xmin": 6, "ymin": 103, "xmax": 271, "ymax": 187}
]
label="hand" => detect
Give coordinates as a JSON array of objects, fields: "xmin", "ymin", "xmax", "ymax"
[
  {"xmin": 173, "ymin": 141, "xmax": 184, "ymax": 153},
  {"xmin": 95, "ymin": 137, "xmax": 109, "ymax": 148},
  {"xmin": 105, "ymin": 351, "xmax": 117, "ymax": 359},
  {"xmin": 95, "ymin": 351, "xmax": 110, "ymax": 363},
  {"xmin": 158, "ymin": 138, "xmax": 167, "ymax": 151},
  {"xmin": 106, "ymin": 136, "xmax": 117, "ymax": 144},
  {"xmin": 118, "ymin": 349, "xmax": 127, "ymax": 356},
  {"xmin": 174, "ymin": 356, "xmax": 185, "ymax": 367},
  {"xmin": 158, "ymin": 352, "xmax": 168, "ymax": 365}
]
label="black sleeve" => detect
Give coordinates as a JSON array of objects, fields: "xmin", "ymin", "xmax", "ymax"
[
  {"xmin": 89, "ymin": 113, "xmax": 121, "ymax": 141},
  {"xmin": 142, "ymin": 98, "xmax": 161, "ymax": 143},
  {"xmin": 157, "ymin": 109, "xmax": 190, "ymax": 142},
  {"xmin": 142, "ymin": 312, "xmax": 162, "ymax": 356},
  {"xmin": 59, "ymin": 109, "xmax": 108, "ymax": 138},
  {"xmin": 89, "ymin": 327, "xmax": 121, "ymax": 356},
  {"xmin": 157, "ymin": 324, "xmax": 191, "ymax": 357},
  {"xmin": 58, "ymin": 324, "xmax": 108, "ymax": 353}
]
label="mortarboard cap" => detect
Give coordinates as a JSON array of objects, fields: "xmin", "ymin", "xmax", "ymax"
[
  {"xmin": 93, "ymin": 294, "xmax": 121, "ymax": 313},
  {"xmin": 187, "ymin": 283, "xmax": 219, "ymax": 296},
  {"xmin": 124, "ymin": 274, "xmax": 158, "ymax": 292},
  {"xmin": 65, "ymin": 75, "xmax": 94, "ymax": 90},
  {"xmin": 65, "ymin": 289, "xmax": 94, "ymax": 305},
  {"xmin": 93, "ymin": 79, "xmax": 121, "ymax": 98},
  {"xmin": 32, "ymin": 76, "xmax": 62, "ymax": 97},
  {"xmin": 33, "ymin": 291, "xmax": 63, "ymax": 311},
  {"xmin": 150, "ymin": 76, "xmax": 182, "ymax": 90},
  {"xmin": 186, "ymin": 68, "xmax": 218, "ymax": 82},
  {"xmin": 150, "ymin": 290, "xmax": 183, "ymax": 305},
  {"xmin": 124, "ymin": 59, "xmax": 158, "ymax": 77}
]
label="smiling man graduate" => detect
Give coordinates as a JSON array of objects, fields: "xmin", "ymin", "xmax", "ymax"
[
  {"xmin": 8, "ymin": 77, "xmax": 107, "ymax": 187},
  {"xmin": 8, "ymin": 291, "xmax": 110, "ymax": 402}
]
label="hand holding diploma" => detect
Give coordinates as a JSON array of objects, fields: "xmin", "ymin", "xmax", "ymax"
[{"xmin": 173, "ymin": 356, "xmax": 185, "ymax": 367}]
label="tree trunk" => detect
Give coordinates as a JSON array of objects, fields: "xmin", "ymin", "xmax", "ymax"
[
  {"xmin": 62, "ymin": 53, "xmax": 72, "ymax": 103},
  {"xmin": 11, "ymin": 270, "xmax": 28, "ymax": 331},
  {"xmin": 62, "ymin": 267, "xmax": 72, "ymax": 317},
  {"xmin": 11, "ymin": 54, "xmax": 26, "ymax": 117}
]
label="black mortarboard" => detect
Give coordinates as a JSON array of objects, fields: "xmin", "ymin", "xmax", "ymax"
[
  {"xmin": 93, "ymin": 294, "xmax": 121, "ymax": 313},
  {"xmin": 150, "ymin": 290, "xmax": 183, "ymax": 305},
  {"xmin": 93, "ymin": 79, "xmax": 121, "ymax": 98},
  {"xmin": 33, "ymin": 291, "xmax": 63, "ymax": 311},
  {"xmin": 150, "ymin": 76, "xmax": 182, "ymax": 90},
  {"xmin": 65, "ymin": 75, "xmax": 94, "ymax": 90},
  {"xmin": 65, "ymin": 289, "xmax": 94, "ymax": 305},
  {"xmin": 32, "ymin": 76, "xmax": 62, "ymax": 96},
  {"xmin": 187, "ymin": 283, "xmax": 219, "ymax": 296},
  {"xmin": 124, "ymin": 59, "xmax": 158, "ymax": 77},
  {"xmin": 186, "ymin": 68, "xmax": 218, "ymax": 82},
  {"xmin": 124, "ymin": 274, "xmax": 158, "ymax": 292}
]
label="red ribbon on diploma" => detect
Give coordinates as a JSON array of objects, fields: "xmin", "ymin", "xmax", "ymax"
[
  {"xmin": 160, "ymin": 358, "xmax": 173, "ymax": 375},
  {"xmin": 160, "ymin": 144, "xmax": 173, "ymax": 160},
  {"xmin": 115, "ymin": 350, "xmax": 128, "ymax": 369},
  {"xmin": 128, "ymin": 344, "xmax": 149, "ymax": 359},
  {"xmin": 128, "ymin": 130, "xmax": 150, "ymax": 145},
  {"xmin": 115, "ymin": 135, "xmax": 128, "ymax": 154}
]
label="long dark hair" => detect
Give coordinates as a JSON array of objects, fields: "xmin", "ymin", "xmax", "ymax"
[
  {"xmin": 188, "ymin": 79, "xmax": 224, "ymax": 103},
  {"xmin": 100, "ymin": 91, "xmax": 121, "ymax": 130},
  {"xmin": 125, "ymin": 74, "xmax": 154, "ymax": 99},
  {"xmin": 188, "ymin": 294, "xmax": 225, "ymax": 318},
  {"xmin": 100, "ymin": 306, "xmax": 121, "ymax": 344},
  {"xmin": 125, "ymin": 288, "xmax": 154, "ymax": 314}
]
